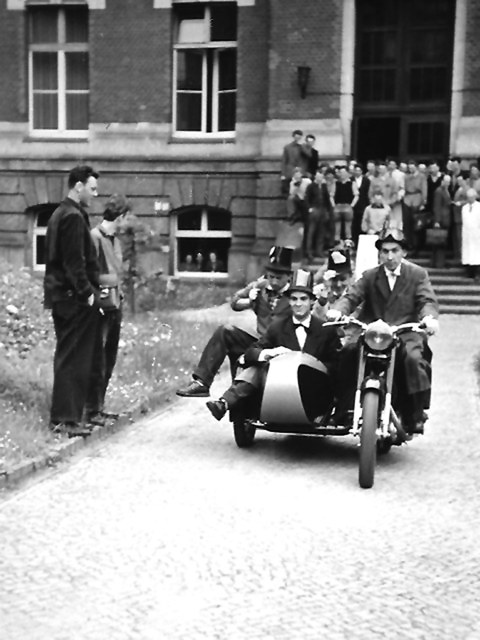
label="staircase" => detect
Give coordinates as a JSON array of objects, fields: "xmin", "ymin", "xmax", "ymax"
[{"xmin": 411, "ymin": 254, "xmax": 480, "ymax": 315}]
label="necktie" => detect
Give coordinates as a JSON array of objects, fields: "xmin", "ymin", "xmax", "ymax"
[{"xmin": 266, "ymin": 290, "xmax": 279, "ymax": 311}]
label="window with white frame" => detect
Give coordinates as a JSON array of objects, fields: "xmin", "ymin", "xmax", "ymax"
[
  {"xmin": 30, "ymin": 204, "xmax": 58, "ymax": 271},
  {"xmin": 173, "ymin": 3, "xmax": 237, "ymax": 136},
  {"xmin": 28, "ymin": 5, "xmax": 89, "ymax": 135},
  {"xmin": 175, "ymin": 206, "xmax": 231, "ymax": 276}
]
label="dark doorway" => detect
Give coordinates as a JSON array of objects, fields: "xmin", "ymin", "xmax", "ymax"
[{"xmin": 352, "ymin": 0, "xmax": 455, "ymax": 164}]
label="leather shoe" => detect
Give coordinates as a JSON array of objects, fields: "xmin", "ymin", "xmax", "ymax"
[
  {"xmin": 405, "ymin": 420, "xmax": 425, "ymax": 435},
  {"xmin": 176, "ymin": 379, "xmax": 210, "ymax": 397},
  {"xmin": 206, "ymin": 399, "xmax": 228, "ymax": 421},
  {"xmin": 49, "ymin": 422, "xmax": 93, "ymax": 438},
  {"xmin": 87, "ymin": 412, "xmax": 107, "ymax": 427}
]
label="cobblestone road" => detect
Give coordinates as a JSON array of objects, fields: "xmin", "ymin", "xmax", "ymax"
[{"xmin": 1, "ymin": 315, "xmax": 480, "ymax": 640}]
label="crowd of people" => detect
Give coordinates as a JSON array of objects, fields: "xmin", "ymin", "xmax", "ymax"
[{"xmin": 281, "ymin": 130, "xmax": 480, "ymax": 279}]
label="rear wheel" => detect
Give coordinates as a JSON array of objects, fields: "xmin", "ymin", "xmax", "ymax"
[
  {"xmin": 359, "ymin": 391, "xmax": 379, "ymax": 489},
  {"xmin": 233, "ymin": 419, "xmax": 256, "ymax": 448}
]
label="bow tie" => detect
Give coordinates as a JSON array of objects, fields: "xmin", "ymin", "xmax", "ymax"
[{"xmin": 293, "ymin": 321, "xmax": 310, "ymax": 330}]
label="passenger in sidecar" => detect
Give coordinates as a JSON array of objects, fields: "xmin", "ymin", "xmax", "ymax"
[{"xmin": 206, "ymin": 269, "xmax": 341, "ymax": 424}]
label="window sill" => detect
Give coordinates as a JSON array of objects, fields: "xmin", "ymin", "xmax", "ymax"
[
  {"xmin": 169, "ymin": 134, "xmax": 236, "ymax": 144},
  {"xmin": 24, "ymin": 135, "xmax": 89, "ymax": 143}
]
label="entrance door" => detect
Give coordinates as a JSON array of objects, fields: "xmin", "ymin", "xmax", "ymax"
[{"xmin": 352, "ymin": 0, "xmax": 455, "ymax": 164}]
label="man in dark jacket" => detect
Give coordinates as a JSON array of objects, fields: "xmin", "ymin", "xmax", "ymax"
[
  {"xmin": 44, "ymin": 165, "xmax": 101, "ymax": 437},
  {"xmin": 206, "ymin": 269, "xmax": 340, "ymax": 421},
  {"xmin": 176, "ymin": 247, "xmax": 293, "ymax": 398},
  {"xmin": 327, "ymin": 229, "xmax": 439, "ymax": 434}
]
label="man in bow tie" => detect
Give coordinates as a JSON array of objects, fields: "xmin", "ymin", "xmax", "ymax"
[
  {"xmin": 327, "ymin": 229, "xmax": 439, "ymax": 434},
  {"xmin": 206, "ymin": 269, "xmax": 340, "ymax": 421}
]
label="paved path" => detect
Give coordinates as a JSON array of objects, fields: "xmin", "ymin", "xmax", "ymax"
[{"xmin": 1, "ymin": 315, "xmax": 479, "ymax": 640}]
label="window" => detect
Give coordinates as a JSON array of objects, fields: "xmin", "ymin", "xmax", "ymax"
[
  {"xmin": 28, "ymin": 5, "xmax": 89, "ymax": 135},
  {"xmin": 173, "ymin": 3, "xmax": 237, "ymax": 137},
  {"xmin": 175, "ymin": 206, "xmax": 231, "ymax": 276},
  {"xmin": 29, "ymin": 204, "xmax": 58, "ymax": 271}
]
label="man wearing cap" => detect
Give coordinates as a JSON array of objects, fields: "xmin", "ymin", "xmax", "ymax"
[
  {"xmin": 206, "ymin": 269, "xmax": 341, "ymax": 421},
  {"xmin": 85, "ymin": 194, "xmax": 130, "ymax": 426},
  {"xmin": 176, "ymin": 247, "xmax": 293, "ymax": 398},
  {"xmin": 327, "ymin": 229, "xmax": 439, "ymax": 434}
]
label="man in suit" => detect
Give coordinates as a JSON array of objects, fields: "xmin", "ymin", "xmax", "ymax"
[
  {"xmin": 301, "ymin": 134, "xmax": 319, "ymax": 179},
  {"xmin": 351, "ymin": 163, "xmax": 371, "ymax": 246},
  {"xmin": 281, "ymin": 129, "xmax": 304, "ymax": 195},
  {"xmin": 44, "ymin": 165, "xmax": 101, "ymax": 437},
  {"xmin": 206, "ymin": 269, "xmax": 340, "ymax": 421},
  {"xmin": 176, "ymin": 246, "xmax": 293, "ymax": 398},
  {"xmin": 327, "ymin": 229, "xmax": 439, "ymax": 434}
]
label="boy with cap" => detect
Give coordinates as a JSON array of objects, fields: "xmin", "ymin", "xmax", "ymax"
[
  {"xmin": 327, "ymin": 228, "xmax": 439, "ymax": 434},
  {"xmin": 176, "ymin": 247, "xmax": 294, "ymax": 398},
  {"xmin": 206, "ymin": 269, "xmax": 340, "ymax": 421},
  {"xmin": 85, "ymin": 194, "xmax": 130, "ymax": 426}
]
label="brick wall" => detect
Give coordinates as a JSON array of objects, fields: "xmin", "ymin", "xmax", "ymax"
[
  {"xmin": 462, "ymin": 0, "xmax": 480, "ymax": 117},
  {"xmin": 90, "ymin": 0, "xmax": 171, "ymax": 124},
  {"xmin": 268, "ymin": 0, "xmax": 343, "ymax": 121},
  {"xmin": 0, "ymin": 8, "xmax": 25, "ymax": 121}
]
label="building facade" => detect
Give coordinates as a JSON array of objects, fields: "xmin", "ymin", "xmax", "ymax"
[{"xmin": 0, "ymin": 0, "xmax": 479, "ymax": 282}]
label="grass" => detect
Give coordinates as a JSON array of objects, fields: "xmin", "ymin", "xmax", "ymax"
[{"xmin": 0, "ymin": 262, "xmax": 236, "ymax": 473}]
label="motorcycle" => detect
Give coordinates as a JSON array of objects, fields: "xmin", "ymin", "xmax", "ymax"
[{"xmin": 229, "ymin": 318, "xmax": 427, "ymax": 489}]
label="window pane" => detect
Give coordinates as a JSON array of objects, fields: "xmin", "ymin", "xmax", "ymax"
[
  {"xmin": 211, "ymin": 4, "xmax": 237, "ymax": 41},
  {"xmin": 411, "ymin": 30, "xmax": 449, "ymax": 64},
  {"xmin": 177, "ymin": 51, "xmax": 203, "ymax": 90},
  {"xmin": 408, "ymin": 122, "xmax": 445, "ymax": 155},
  {"xmin": 410, "ymin": 67, "xmax": 447, "ymax": 101},
  {"xmin": 36, "ymin": 235, "xmax": 46, "ymax": 266},
  {"xmin": 360, "ymin": 31, "xmax": 397, "ymax": 65},
  {"xmin": 218, "ymin": 49, "xmax": 236, "ymax": 90},
  {"xmin": 359, "ymin": 69, "xmax": 395, "ymax": 102},
  {"xmin": 32, "ymin": 52, "xmax": 58, "ymax": 90},
  {"xmin": 29, "ymin": 7, "xmax": 58, "ymax": 44},
  {"xmin": 66, "ymin": 93, "xmax": 89, "ymax": 130},
  {"xmin": 177, "ymin": 209, "xmax": 202, "ymax": 230},
  {"xmin": 33, "ymin": 94, "xmax": 58, "ymax": 129},
  {"xmin": 177, "ymin": 238, "xmax": 230, "ymax": 272},
  {"xmin": 177, "ymin": 93, "xmax": 202, "ymax": 131},
  {"xmin": 207, "ymin": 210, "xmax": 231, "ymax": 231},
  {"xmin": 358, "ymin": 0, "xmax": 397, "ymax": 27},
  {"xmin": 66, "ymin": 52, "xmax": 89, "ymax": 90},
  {"xmin": 65, "ymin": 7, "xmax": 89, "ymax": 43},
  {"xmin": 218, "ymin": 92, "xmax": 236, "ymax": 131}
]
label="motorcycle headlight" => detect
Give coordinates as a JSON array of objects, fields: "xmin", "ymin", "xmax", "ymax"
[{"xmin": 364, "ymin": 319, "xmax": 394, "ymax": 351}]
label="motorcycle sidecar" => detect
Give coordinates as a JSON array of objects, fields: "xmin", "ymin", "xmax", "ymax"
[{"xmin": 231, "ymin": 351, "xmax": 349, "ymax": 448}]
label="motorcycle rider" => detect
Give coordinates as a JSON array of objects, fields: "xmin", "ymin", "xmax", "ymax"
[
  {"xmin": 176, "ymin": 246, "xmax": 293, "ymax": 397},
  {"xmin": 206, "ymin": 269, "xmax": 340, "ymax": 421},
  {"xmin": 327, "ymin": 228, "xmax": 439, "ymax": 434}
]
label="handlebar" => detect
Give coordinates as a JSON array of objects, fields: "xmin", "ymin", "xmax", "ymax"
[{"xmin": 324, "ymin": 316, "xmax": 426, "ymax": 335}]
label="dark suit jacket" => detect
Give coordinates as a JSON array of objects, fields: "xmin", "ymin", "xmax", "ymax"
[
  {"xmin": 231, "ymin": 280, "xmax": 292, "ymax": 336},
  {"xmin": 244, "ymin": 314, "xmax": 340, "ymax": 370},
  {"xmin": 281, "ymin": 141, "xmax": 303, "ymax": 179},
  {"xmin": 354, "ymin": 176, "xmax": 371, "ymax": 212},
  {"xmin": 333, "ymin": 260, "xmax": 439, "ymax": 324}
]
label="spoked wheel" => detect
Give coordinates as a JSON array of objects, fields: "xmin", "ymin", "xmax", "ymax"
[
  {"xmin": 358, "ymin": 391, "xmax": 379, "ymax": 489},
  {"xmin": 233, "ymin": 419, "xmax": 256, "ymax": 448}
]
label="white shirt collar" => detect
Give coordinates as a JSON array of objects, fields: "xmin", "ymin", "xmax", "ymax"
[{"xmin": 384, "ymin": 264, "xmax": 402, "ymax": 278}]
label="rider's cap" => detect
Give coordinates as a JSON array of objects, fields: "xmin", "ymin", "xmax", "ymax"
[
  {"xmin": 326, "ymin": 249, "xmax": 352, "ymax": 277},
  {"xmin": 375, "ymin": 227, "xmax": 409, "ymax": 250},
  {"xmin": 287, "ymin": 268, "xmax": 315, "ymax": 297},
  {"xmin": 264, "ymin": 246, "xmax": 294, "ymax": 273},
  {"xmin": 103, "ymin": 194, "xmax": 130, "ymax": 221}
]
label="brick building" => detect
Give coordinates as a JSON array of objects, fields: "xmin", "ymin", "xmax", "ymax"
[{"xmin": 0, "ymin": 0, "xmax": 478, "ymax": 282}]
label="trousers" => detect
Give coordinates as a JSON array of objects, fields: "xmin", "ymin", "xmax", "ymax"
[
  {"xmin": 86, "ymin": 308, "xmax": 122, "ymax": 414},
  {"xmin": 193, "ymin": 324, "xmax": 257, "ymax": 387},
  {"xmin": 50, "ymin": 301, "xmax": 100, "ymax": 423}
]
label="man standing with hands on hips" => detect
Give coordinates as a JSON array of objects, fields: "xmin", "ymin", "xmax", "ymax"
[{"xmin": 44, "ymin": 165, "xmax": 101, "ymax": 437}]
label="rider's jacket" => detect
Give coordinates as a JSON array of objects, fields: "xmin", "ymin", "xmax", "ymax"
[
  {"xmin": 332, "ymin": 260, "xmax": 439, "ymax": 325},
  {"xmin": 231, "ymin": 279, "xmax": 291, "ymax": 336}
]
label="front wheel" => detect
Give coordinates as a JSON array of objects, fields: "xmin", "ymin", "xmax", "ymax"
[
  {"xmin": 359, "ymin": 391, "xmax": 379, "ymax": 489},
  {"xmin": 233, "ymin": 419, "xmax": 256, "ymax": 448}
]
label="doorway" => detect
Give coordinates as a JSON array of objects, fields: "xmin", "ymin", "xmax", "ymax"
[{"xmin": 352, "ymin": 0, "xmax": 455, "ymax": 164}]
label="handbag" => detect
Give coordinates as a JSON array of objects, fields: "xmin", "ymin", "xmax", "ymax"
[{"xmin": 425, "ymin": 227, "xmax": 448, "ymax": 247}]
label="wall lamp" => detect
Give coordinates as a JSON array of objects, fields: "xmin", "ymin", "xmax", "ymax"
[{"xmin": 297, "ymin": 65, "xmax": 311, "ymax": 99}]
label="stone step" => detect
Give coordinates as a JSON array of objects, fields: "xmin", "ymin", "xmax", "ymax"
[
  {"xmin": 440, "ymin": 305, "xmax": 480, "ymax": 315},
  {"xmin": 434, "ymin": 284, "xmax": 480, "ymax": 295},
  {"xmin": 437, "ymin": 293, "xmax": 480, "ymax": 305}
]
